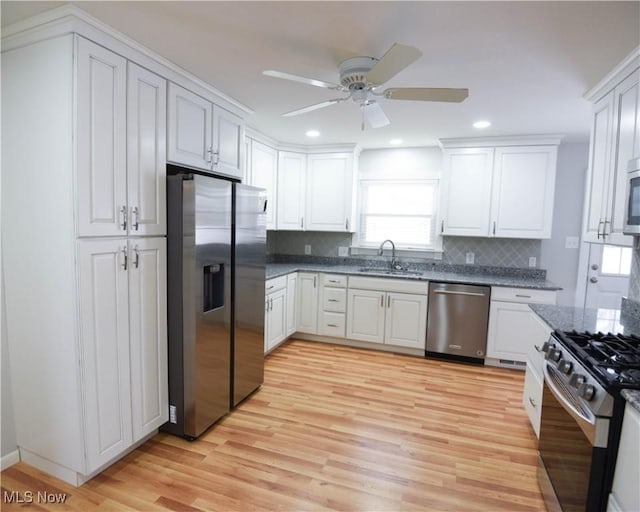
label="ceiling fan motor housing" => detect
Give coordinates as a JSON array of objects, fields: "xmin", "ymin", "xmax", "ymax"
[{"xmin": 338, "ymin": 56, "xmax": 377, "ymax": 90}]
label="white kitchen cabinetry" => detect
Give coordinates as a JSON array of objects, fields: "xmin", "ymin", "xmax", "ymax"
[
  {"xmin": 346, "ymin": 277, "xmax": 429, "ymax": 349},
  {"xmin": 168, "ymin": 82, "xmax": 244, "ymax": 180},
  {"xmin": 297, "ymin": 272, "xmax": 319, "ymax": 334},
  {"xmin": 286, "ymin": 273, "xmax": 298, "ymax": 336},
  {"xmin": 248, "ymin": 139, "xmax": 278, "ymax": 229},
  {"xmin": 3, "ymin": 33, "xmax": 171, "ymax": 486},
  {"xmin": 306, "ymin": 153, "xmax": 354, "ymax": 232},
  {"xmin": 265, "ymin": 288, "xmax": 287, "ymax": 352},
  {"xmin": 608, "ymin": 403, "xmax": 640, "ymax": 512},
  {"xmin": 486, "ymin": 287, "xmax": 556, "ymax": 366},
  {"xmin": 277, "ymin": 151, "xmax": 307, "ymax": 230},
  {"xmin": 583, "ymin": 53, "xmax": 639, "ymax": 246},
  {"xmin": 440, "ymin": 137, "xmax": 561, "ymax": 239},
  {"xmin": 319, "ymin": 274, "xmax": 348, "ymax": 338}
]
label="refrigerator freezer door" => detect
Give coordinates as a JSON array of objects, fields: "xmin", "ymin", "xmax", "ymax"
[{"xmin": 233, "ymin": 184, "xmax": 266, "ymax": 406}]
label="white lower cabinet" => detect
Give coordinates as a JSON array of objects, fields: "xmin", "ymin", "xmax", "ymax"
[
  {"xmin": 265, "ymin": 276, "xmax": 287, "ymax": 352},
  {"xmin": 346, "ymin": 289, "xmax": 386, "ymax": 343},
  {"xmin": 286, "ymin": 273, "xmax": 298, "ymax": 336},
  {"xmin": 384, "ymin": 292, "xmax": 428, "ymax": 349},
  {"xmin": 522, "ymin": 360, "xmax": 544, "ymax": 438},
  {"xmin": 78, "ymin": 237, "xmax": 167, "ymax": 473},
  {"xmin": 297, "ymin": 273, "xmax": 319, "ymax": 334},
  {"xmin": 608, "ymin": 403, "xmax": 640, "ymax": 512},
  {"xmin": 318, "ymin": 274, "xmax": 347, "ymax": 337}
]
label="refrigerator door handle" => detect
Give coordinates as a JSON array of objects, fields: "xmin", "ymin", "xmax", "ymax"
[{"xmin": 263, "ymin": 199, "xmax": 268, "ymax": 212}]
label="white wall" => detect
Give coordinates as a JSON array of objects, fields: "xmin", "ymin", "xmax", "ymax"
[
  {"xmin": 1, "ymin": 251, "xmax": 17, "ymax": 459},
  {"xmin": 540, "ymin": 142, "xmax": 589, "ymax": 306}
]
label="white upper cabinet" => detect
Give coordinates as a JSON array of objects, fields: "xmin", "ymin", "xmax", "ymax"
[
  {"xmin": 248, "ymin": 139, "xmax": 278, "ymax": 229},
  {"xmin": 76, "ymin": 38, "xmax": 127, "ymax": 237},
  {"xmin": 440, "ymin": 137, "xmax": 560, "ymax": 239},
  {"xmin": 492, "ymin": 146, "xmax": 557, "ymax": 238},
  {"xmin": 127, "ymin": 63, "xmax": 167, "ymax": 236},
  {"xmin": 277, "ymin": 151, "xmax": 307, "ymax": 230},
  {"xmin": 167, "ymin": 83, "xmax": 212, "ymax": 171},
  {"xmin": 168, "ymin": 83, "xmax": 244, "ymax": 180},
  {"xmin": 583, "ymin": 51, "xmax": 639, "ymax": 246},
  {"xmin": 440, "ymin": 148, "xmax": 494, "ymax": 236},
  {"xmin": 306, "ymin": 153, "xmax": 354, "ymax": 232}
]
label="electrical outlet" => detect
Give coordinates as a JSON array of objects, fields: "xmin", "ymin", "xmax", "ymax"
[
  {"xmin": 529, "ymin": 256, "xmax": 537, "ymax": 268},
  {"xmin": 304, "ymin": 244, "xmax": 311, "ymax": 255},
  {"xmin": 565, "ymin": 236, "xmax": 580, "ymax": 249},
  {"xmin": 338, "ymin": 246, "xmax": 349, "ymax": 257},
  {"xmin": 465, "ymin": 252, "xmax": 475, "ymax": 264}
]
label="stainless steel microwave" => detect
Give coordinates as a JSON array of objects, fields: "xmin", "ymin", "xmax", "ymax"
[{"xmin": 624, "ymin": 157, "xmax": 640, "ymax": 235}]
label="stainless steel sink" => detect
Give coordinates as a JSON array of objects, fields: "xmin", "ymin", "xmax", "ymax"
[{"xmin": 357, "ymin": 267, "xmax": 423, "ymax": 276}]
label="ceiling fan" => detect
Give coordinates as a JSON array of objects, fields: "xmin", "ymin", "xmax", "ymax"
[{"xmin": 263, "ymin": 43, "xmax": 468, "ymax": 129}]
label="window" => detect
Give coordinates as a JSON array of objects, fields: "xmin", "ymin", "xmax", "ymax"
[
  {"xmin": 358, "ymin": 180, "xmax": 439, "ymax": 250},
  {"xmin": 601, "ymin": 245, "xmax": 632, "ymax": 276}
]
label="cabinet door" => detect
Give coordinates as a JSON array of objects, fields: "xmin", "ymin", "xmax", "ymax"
[
  {"xmin": 306, "ymin": 153, "xmax": 353, "ymax": 232},
  {"xmin": 297, "ymin": 273, "xmax": 319, "ymax": 334},
  {"xmin": 440, "ymin": 148, "xmax": 494, "ymax": 236},
  {"xmin": 76, "ymin": 37, "xmax": 127, "ymax": 237},
  {"xmin": 286, "ymin": 273, "xmax": 298, "ymax": 336},
  {"xmin": 491, "ymin": 146, "xmax": 557, "ymax": 239},
  {"xmin": 127, "ymin": 63, "xmax": 167, "ymax": 237},
  {"xmin": 212, "ymin": 105, "xmax": 244, "ymax": 180},
  {"xmin": 277, "ymin": 151, "xmax": 307, "ymax": 230},
  {"xmin": 128, "ymin": 238, "xmax": 168, "ymax": 442},
  {"xmin": 608, "ymin": 71, "xmax": 639, "ymax": 246},
  {"xmin": 78, "ymin": 239, "xmax": 132, "ymax": 472},
  {"xmin": 346, "ymin": 289, "xmax": 385, "ymax": 343},
  {"xmin": 523, "ymin": 364, "xmax": 543, "ymax": 438},
  {"xmin": 249, "ymin": 140, "xmax": 278, "ymax": 230},
  {"xmin": 167, "ymin": 83, "xmax": 212, "ymax": 171},
  {"xmin": 266, "ymin": 288, "xmax": 286, "ymax": 351},
  {"xmin": 384, "ymin": 292, "xmax": 428, "ymax": 349},
  {"xmin": 583, "ymin": 91, "xmax": 615, "ymax": 244},
  {"xmin": 610, "ymin": 404, "xmax": 640, "ymax": 512},
  {"xmin": 486, "ymin": 301, "xmax": 538, "ymax": 362}
]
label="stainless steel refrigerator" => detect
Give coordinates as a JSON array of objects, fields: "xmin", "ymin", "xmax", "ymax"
[{"xmin": 163, "ymin": 170, "xmax": 266, "ymax": 439}]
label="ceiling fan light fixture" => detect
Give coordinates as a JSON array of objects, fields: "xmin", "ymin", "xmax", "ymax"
[
  {"xmin": 305, "ymin": 129, "xmax": 320, "ymax": 138},
  {"xmin": 473, "ymin": 120, "xmax": 491, "ymax": 129}
]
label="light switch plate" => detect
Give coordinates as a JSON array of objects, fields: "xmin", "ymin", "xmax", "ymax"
[
  {"xmin": 465, "ymin": 252, "xmax": 475, "ymax": 264},
  {"xmin": 529, "ymin": 256, "xmax": 537, "ymax": 267},
  {"xmin": 565, "ymin": 236, "xmax": 580, "ymax": 249},
  {"xmin": 338, "ymin": 246, "xmax": 349, "ymax": 257},
  {"xmin": 304, "ymin": 244, "xmax": 311, "ymax": 255}
]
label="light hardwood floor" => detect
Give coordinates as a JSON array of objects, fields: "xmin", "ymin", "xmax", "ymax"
[{"xmin": 1, "ymin": 340, "xmax": 545, "ymax": 511}]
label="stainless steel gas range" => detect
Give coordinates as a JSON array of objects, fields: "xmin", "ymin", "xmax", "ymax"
[{"xmin": 537, "ymin": 330, "xmax": 640, "ymax": 512}]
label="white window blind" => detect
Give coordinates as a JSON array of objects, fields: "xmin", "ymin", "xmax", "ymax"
[{"xmin": 359, "ymin": 180, "xmax": 438, "ymax": 249}]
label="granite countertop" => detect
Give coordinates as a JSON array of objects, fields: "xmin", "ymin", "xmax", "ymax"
[
  {"xmin": 529, "ymin": 303, "xmax": 640, "ymax": 336},
  {"xmin": 621, "ymin": 390, "xmax": 640, "ymax": 413},
  {"xmin": 266, "ymin": 263, "xmax": 561, "ymax": 290}
]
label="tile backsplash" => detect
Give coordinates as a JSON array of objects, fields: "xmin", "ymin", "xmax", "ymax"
[
  {"xmin": 268, "ymin": 231, "xmax": 542, "ymax": 269},
  {"xmin": 628, "ymin": 246, "xmax": 640, "ymax": 301}
]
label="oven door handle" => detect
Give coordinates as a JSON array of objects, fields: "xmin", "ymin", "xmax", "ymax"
[{"xmin": 543, "ymin": 363, "xmax": 609, "ymax": 448}]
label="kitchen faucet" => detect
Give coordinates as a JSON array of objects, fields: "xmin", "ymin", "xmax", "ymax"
[{"xmin": 378, "ymin": 239, "xmax": 403, "ymax": 270}]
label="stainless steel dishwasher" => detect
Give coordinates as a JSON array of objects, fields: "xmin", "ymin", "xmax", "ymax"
[{"xmin": 426, "ymin": 282, "xmax": 491, "ymax": 363}]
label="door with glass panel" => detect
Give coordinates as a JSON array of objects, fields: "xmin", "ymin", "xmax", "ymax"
[{"xmin": 584, "ymin": 244, "xmax": 631, "ymax": 309}]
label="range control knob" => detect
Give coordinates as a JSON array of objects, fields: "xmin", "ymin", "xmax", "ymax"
[
  {"xmin": 547, "ymin": 348, "xmax": 562, "ymax": 362},
  {"xmin": 569, "ymin": 373, "xmax": 586, "ymax": 388},
  {"xmin": 557, "ymin": 359, "xmax": 573, "ymax": 375},
  {"xmin": 578, "ymin": 383, "xmax": 596, "ymax": 401},
  {"xmin": 541, "ymin": 341, "xmax": 555, "ymax": 354}
]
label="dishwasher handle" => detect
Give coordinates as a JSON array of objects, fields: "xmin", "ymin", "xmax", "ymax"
[{"xmin": 432, "ymin": 289, "xmax": 487, "ymax": 298}]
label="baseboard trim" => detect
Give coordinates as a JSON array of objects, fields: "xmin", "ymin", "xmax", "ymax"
[{"xmin": 1, "ymin": 449, "xmax": 20, "ymax": 471}]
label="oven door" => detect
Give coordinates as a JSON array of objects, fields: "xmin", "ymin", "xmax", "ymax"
[{"xmin": 538, "ymin": 363, "xmax": 610, "ymax": 512}]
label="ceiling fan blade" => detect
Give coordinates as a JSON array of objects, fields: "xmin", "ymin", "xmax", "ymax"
[
  {"xmin": 383, "ymin": 87, "xmax": 469, "ymax": 103},
  {"xmin": 365, "ymin": 43, "xmax": 422, "ymax": 86},
  {"xmin": 362, "ymin": 101, "xmax": 390, "ymax": 128},
  {"xmin": 263, "ymin": 70, "xmax": 342, "ymax": 90},
  {"xmin": 282, "ymin": 98, "xmax": 347, "ymax": 117}
]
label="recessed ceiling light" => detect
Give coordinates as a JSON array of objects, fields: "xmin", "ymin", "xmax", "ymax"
[
  {"xmin": 390, "ymin": 138, "xmax": 403, "ymax": 145},
  {"xmin": 473, "ymin": 120, "xmax": 491, "ymax": 129},
  {"xmin": 305, "ymin": 130, "xmax": 320, "ymax": 138}
]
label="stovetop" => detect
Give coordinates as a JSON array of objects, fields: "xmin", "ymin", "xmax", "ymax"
[{"xmin": 554, "ymin": 330, "xmax": 640, "ymax": 392}]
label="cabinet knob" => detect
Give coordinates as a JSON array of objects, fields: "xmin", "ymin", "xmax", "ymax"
[{"xmin": 590, "ymin": 276, "xmax": 598, "ymax": 283}]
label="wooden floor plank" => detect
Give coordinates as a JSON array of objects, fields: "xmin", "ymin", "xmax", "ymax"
[{"xmin": 1, "ymin": 340, "xmax": 545, "ymax": 511}]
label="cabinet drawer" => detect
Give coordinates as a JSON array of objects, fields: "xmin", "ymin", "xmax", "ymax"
[
  {"xmin": 265, "ymin": 275, "xmax": 287, "ymax": 293},
  {"xmin": 320, "ymin": 312, "xmax": 346, "ymax": 338},
  {"xmin": 322, "ymin": 274, "xmax": 347, "ymax": 288},
  {"xmin": 523, "ymin": 364, "xmax": 543, "ymax": 438},
  {"xmin": 525, "ymin": 313, "xmax": 552, "ymax": 376},
  {"xmin": 492, "ymin": 286, "xmax": 556, "ymax": 304},
  {"xmin": 322, "ymin": 287, "xmax": 346, "ymax": 312},
  {"xmin": 348, "ymin": 276, "xmax": 429, "ymax": 295}
]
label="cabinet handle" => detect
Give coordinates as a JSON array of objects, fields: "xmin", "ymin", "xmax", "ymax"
[
  {"xmin": 328, "ymin": 279, "xmax": 340, "ymax": 283},
  {"xmin": 597, "ymin": 219, "xmax": 603, "ymax": 240},
  {"xmin": 301, "ymin": 217, "xmax": 304, "ymax": 229},
  {"xmin": 313, "ymin": 276, "xmax": 316, "ymax": 288},
  {"xmin": 603, "ymin": 219, "xmax": 611, "ymax": 239},
  {"xmin": 328, "ymin": 299, "xmax": 339, "ymax": 302},
  {"xmin": 535, "ymin": 345, "xmax": 543, "ymax": 352},
  {"xmin": 529, "ymin": 397, "xmax": 537, "ymax": 408},
  {"xmin": 270, "ymin": 298, "xmax": 273, "ymax": 311},
  {"xmin": 327, "ymin": 324, "xmax": 339, "ymax": 328},
  {"xmin": 266, "ymin": 299, "xmax": 269, "ymax": 312},
  {"xmin": 345, "ymin": 218, "xmax": 349, "ymax": 231},
  {"xmin": 493, "ymin": 221, "xmax": 496, "ymax": 235},
  {"xmin": 515, "ymin": 294, "xmax": 531, "ymax": 299},
  {"xmin": 380, "ymin": 295, "xmax": 384, "ymax": 307},
  {"xmin": 387, "ymin": 295, "xmax": 391, "ymax": 308},
  {"xmin": 121, "ymin": 247, "xmax": 128, "ymax": 271},
  {"xmin": 441, "ymin": 220, "xmax": 444, "ymax": 234},
  {"xmin": 206, "ymin": 146, "xmax": 213, "ymax": 165},
  {"xmin": 131, "ymin": 206, "xmax": 139, "ymax": 231},
  {"xmin": 133, "ymin": 246, "xmax": 140, "ymax": 269},
  {"xmin": 213, "ymin": 150, "xmax": 220, "ymax": 166},
  {"xmin": 120, "ymin": 205, "xmax": 128, "ymax": 231},
  {"xmin": 267, "ymin": 285, "xmax": 275, "ymax": 290}
]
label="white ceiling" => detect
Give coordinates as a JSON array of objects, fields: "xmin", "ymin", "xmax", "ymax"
[{"xmin": 2, "ymin": 1, "xmax": 639, "ymax": 148}]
